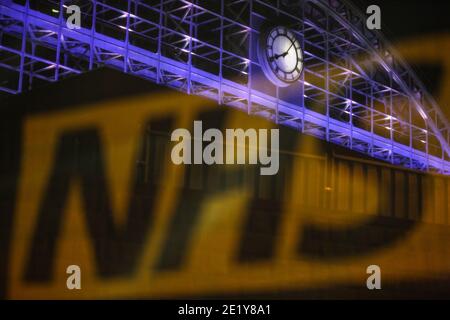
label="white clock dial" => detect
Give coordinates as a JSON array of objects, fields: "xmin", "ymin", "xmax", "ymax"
[{"xmin": 258, "ymin": 26, "xmax": 304, "ymax": 87}]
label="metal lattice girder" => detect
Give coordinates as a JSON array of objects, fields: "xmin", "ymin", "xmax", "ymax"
[{"xmin": 1, "ymin": 0, "xmax": 450, "ymax": 174}]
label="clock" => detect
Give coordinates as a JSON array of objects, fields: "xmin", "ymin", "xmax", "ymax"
[{"xmin": 257, "ymin": 26, "xmax": 304, "ymax": 87}]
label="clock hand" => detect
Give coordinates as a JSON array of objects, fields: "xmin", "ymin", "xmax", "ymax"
[
  {"xmin": 269, "ymin": 53, "xmax": 285, "ymax": 62},
  {"xmin": 284, "ymin": 40, "xmax": 295, "ymax": 55},
  {"xmin": 268, "ymin": 40, "xmax": 296, "ymax": 62}
]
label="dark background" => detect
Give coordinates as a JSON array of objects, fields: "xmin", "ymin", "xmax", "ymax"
[
  {"xmin": 1, "ymin": 1, "xmax": 450, "ymax": 300},
  {"xmin": 352, "ymin": 0, "xmax": 450, "ymax": 40},
  {"xmin": 351, "ymin": 0, "xmax": 450, "ymax": 100}
]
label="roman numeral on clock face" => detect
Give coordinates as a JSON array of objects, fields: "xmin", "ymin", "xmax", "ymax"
[{"xmin": 258, "ymin": 26, "xmax": 304, "ymax": 87}]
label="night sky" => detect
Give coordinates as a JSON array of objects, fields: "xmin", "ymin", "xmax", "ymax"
[
  {"xmin": 351, "ymin": 0, "xmax": 450, "ymax": 39},
  {"xmin": 351, "ymin": 0, "xmax": 450, "ymax": 102}
]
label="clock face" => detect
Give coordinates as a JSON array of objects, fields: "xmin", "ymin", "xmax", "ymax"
[{"xmin": 258, "ymin": 26, "xmax": 304, "ymax": 87}]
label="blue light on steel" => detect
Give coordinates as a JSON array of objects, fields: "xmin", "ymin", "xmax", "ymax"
[{"xmin": 1, "ymin": 0, "xmax": 450, "ymax": 174}]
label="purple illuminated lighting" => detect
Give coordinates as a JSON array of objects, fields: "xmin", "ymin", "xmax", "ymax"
[{"xmin": 0, "ymin": 0, "xmax": 449, "ymax": 174}]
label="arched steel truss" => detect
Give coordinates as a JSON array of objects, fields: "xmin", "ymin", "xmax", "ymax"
[{"xmin": 1, "ymin": 0, "xmax": 450, "ymax": 174}]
